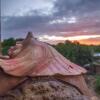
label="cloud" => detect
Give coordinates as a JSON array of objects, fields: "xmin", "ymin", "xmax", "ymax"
[
  {"xmin": 1, "ymin": 0, "xmax": 100, "ymax": 40},
  {"xmin": 1, "ymin": 0, "xmax": 54, "ymax": 16},
  {"xmin": 38, "ymin": 34, "xmax": 100, "ymax": 41},
  {"xmin": 53, "ymin": 0, "xmax": 100, "ymax": 17},
  {"xmin": 49, "ymin": 16, "xmax": 77, "ymax": 24},
  {"xmin": 1, "ymin": 14, "xmax": 53, "ymax": 32}
]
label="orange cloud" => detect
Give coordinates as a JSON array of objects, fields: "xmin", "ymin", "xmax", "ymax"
[{"xmin": 78, "ymin": 37, "xmax": 100, "ymax": 45}]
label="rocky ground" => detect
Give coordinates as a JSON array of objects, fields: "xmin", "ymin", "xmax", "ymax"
[
  {"xmin": 0, "ymin": 76, "xmax": 90, "ymax": 100},
  {"xmin": 85, "ymin": 75, "xmax": 100, "ymax": 99}
]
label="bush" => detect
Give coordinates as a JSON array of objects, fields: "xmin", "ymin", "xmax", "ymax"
[
  {"xmin": 2, "ymin": 46, "xmax": 10, "ymax": 55},
  {"xmin": 2, "ymin": 38, "xmax": 16, "ymax": 55},
  {"xmin": 2, "ymin": 38, "xmax": 16, "ymax": 48},
  {"xmin": 95, "ymin": 76, "xmax": 100, "ymax": 94}
]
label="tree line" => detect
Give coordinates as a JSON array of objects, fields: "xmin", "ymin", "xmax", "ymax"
[{"xmin": 53, "ymin": 40, "xmax": 100, "ymax": 66}]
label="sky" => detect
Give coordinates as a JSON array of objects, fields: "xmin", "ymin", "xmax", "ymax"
[{"xmin": 1, "ymin": 0, "xmax": 100, "ymax": 45}]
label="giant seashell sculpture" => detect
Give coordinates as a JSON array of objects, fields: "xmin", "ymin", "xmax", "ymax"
[{"xmin": 0, "ymin": 32, "xmax": 96, "ymax": 99}]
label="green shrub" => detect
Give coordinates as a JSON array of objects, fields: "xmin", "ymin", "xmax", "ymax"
[
  {"xmin": 95, "ymin": 76, "xmax": 100, "ymax": 94},
  {"xmin": 1, "ymin": 38, "xmax": 16, "ymax": 55},
  {"xmin": 2, "ymin": 38, "xmax": 16, "ymax": 48},
  {"xmin": 2, "ymin": 46, "xmax": 10, "ymax": 55}
]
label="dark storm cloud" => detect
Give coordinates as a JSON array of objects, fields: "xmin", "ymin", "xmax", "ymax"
[
  {"xmin": 1, "ymin": 0, "xmax": 100, "ymax": 38},
  {"xmin": 54, "ymin": 0, "xmax": 100, "ymax": 17},
  {"xmin": 2, "ymin": 15, "xmax": 52, "ymax": 32}
]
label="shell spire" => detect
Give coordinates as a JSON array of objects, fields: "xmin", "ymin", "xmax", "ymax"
[
  {"xmin": 22, "ymin": 32, "xmax": 35, "ymax": 48},
  {"xmin": 25, "ymin": 32, "xmax": 34, "ymax": 39}
]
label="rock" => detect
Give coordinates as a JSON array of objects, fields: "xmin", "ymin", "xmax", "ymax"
[{"xmin": 0, "ymin": 76, "xmax": 90, "ymax": 100}]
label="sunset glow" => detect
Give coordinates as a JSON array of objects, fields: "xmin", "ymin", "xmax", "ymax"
[
  {"xmin": 78, "ymin": 39, "xmax": 100, "ymax": 45},
  {"xmin": 38, "ymin": 35, "xmax": 100, "ymax": 41}
]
